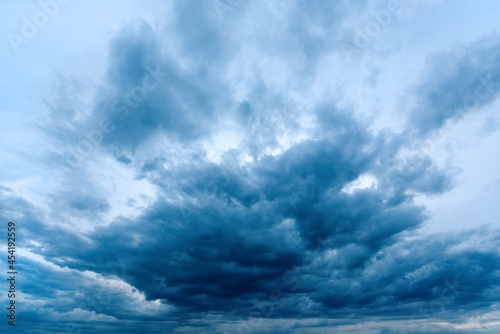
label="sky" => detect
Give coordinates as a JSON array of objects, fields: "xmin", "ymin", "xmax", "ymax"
[{"xmin": 1, "ymin": 0, "xmax": 500, "ymax": 333}]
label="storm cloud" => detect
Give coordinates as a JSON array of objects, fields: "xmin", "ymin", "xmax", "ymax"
[{"xmin": 1, "ymin": 0, "xmax": 500, "ymax": 333}]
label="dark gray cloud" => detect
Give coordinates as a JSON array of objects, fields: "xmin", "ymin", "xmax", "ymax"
[
  {"xmin": 29, "ymin": 101, "xmax": 482, "ymax": 328},
  {"xmin": 94, "ymin": 21, "xmax": 225, "ymax": 152},
  {"xmin": 4, "ymin": 1, "xmax": 500, "ymax": 333},
  {"xmin": 408, "ymin": 37, "xmax": 500, "ymax": 136}
]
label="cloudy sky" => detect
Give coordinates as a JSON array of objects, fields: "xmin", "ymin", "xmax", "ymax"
[{"xmin": 1, "ymin": 0, "xmax": 500, "ymax": 333}]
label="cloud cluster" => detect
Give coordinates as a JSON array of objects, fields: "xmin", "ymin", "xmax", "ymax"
[{"xmin": 2, "ymin": 1, "xmax": 500, "ymax": 333}]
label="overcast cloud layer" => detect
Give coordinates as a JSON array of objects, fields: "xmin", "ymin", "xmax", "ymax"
[{"xmin": 1, "ymin": 0, "xmax": 500, "ymax": 333}]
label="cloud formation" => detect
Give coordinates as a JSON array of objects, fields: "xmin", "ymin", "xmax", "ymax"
[{"xmin": 1, "ymin": 1, "xmax": 500, "ymax": 333}]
